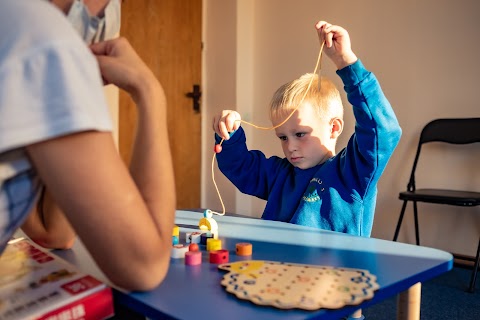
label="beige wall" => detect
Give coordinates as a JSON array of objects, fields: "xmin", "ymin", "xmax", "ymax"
[
  {"xmin": 202, "ymin": 0, "xmax": 238, "ymax": 213},
  {"xmin": 104, "ymin": 85, "xmax": 119, "ymax": 145},
  {"xmin": 202, "ymin": 0, "xmax": 480, "ymax": 256}
]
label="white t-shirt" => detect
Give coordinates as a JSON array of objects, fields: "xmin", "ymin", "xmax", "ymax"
[{"xmin": 0, "ymin": 0, "xmax": 113, "ymax": 252}]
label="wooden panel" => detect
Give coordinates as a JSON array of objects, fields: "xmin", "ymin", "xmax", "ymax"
[{"xmin": 120, "ymin": 0, "xmax": 202, "ymax": 208}]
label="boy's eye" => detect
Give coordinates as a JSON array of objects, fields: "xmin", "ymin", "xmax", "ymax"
[
  {"xmin": 278, "ymin": 136, "xmax": 287, "ymax": 141},
  {"xmin": 296, "ymin": 133, "xmax": 306, "ymax": 138}
]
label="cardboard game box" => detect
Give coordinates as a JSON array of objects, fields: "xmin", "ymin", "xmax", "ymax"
[{"xmin": 0, "ymin": 238, "xmax": 114, "ymax": 320}]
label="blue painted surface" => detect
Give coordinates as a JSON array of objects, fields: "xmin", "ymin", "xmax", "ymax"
[{"xmin": 114, "ymin": 210, "xmax": 453, "ymax": 320}]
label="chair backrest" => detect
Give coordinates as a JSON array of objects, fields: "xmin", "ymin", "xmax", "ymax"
[
  {"xmin": 419, "ymin": 118, "xmax": 480, "ymax": 145},
  {"xmin": 407, "ymin": 118, "xmax": 480, "ymax": 191}
]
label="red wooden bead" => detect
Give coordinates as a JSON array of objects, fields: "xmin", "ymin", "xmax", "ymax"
[
  {"xmin": 189, "ymin": 243, "xmax": 199, "ymax": 252},
  {"xmin": 214, "ymin": 144, "xmax": 222, "ymax": 153},
  {"xmin": 209, "ymin": 250, "xmax": 229, "ymax": 264}
]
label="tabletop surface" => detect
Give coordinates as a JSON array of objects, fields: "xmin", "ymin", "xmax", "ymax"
[{"xmin": 56, "ymin": 210, "xmax": 453, "ymax": 320}]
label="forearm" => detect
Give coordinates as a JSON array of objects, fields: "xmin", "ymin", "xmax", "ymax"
[
  {"xmin": 21, "ymin": 188, "xmax": 76, "ymax": 249},
  {"xmin": 332, "ymin": 52, "xmax": 357, "ymax": 70},
  {"xmin": 129, "ymin": 75, "xmax": 176, "ymax": 246}
]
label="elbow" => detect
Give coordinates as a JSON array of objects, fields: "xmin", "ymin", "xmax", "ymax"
[
  {"xmin": 108, "ymin": 257, "xmax": 170, "ymax": 291},
  {"xmin": 388, "ymin": 123, "xmax": 402, "ymax": 146},
  {"xmin": 394, "ymin": 125, "xmax": 402, "ymax": 145},
  {"xmin": 30, "ymin": 235, "xmax": 76, "ymax": 250},
  {"xmin": 103, "ymin": 244, "xmax": 172, "ymax": 292}
]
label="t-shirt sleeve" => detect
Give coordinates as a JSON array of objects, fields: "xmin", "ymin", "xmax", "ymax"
[{"xmin": 0, "ymin": 40, "xmax": 113, "ymax": 154}]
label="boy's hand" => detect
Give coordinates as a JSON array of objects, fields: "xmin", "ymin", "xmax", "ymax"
[
  {"xmin": 315, "ymin": 21, "xmax": 357, "ymax": 70},
  {"xmin": 213, "ymin": 110, "xmax": 242, "ymax": 141}
]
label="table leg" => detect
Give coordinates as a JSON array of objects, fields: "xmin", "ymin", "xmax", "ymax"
[
  {"xmin": 397, "ymin": 282, "xmax": 422, "ymax": 320},
  {"xmin": 109, "ymin": 301, "xmax": 147, "ymax": 320}
]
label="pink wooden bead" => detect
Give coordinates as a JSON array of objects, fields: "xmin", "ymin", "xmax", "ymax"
[{"xmin": 185, "ymin": 251, "xmax": 202, "ymax": 265}]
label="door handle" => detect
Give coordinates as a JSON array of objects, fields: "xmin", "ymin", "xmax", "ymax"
[{"xmin": 186, "ymin": 84, "xmax": 201, "ymax": 113}]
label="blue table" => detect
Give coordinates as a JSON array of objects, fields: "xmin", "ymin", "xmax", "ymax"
[{"xmin": 56, "ymin": 210, "xmax": 453, "ymax": 320}]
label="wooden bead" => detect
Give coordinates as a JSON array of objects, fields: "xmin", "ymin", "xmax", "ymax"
[
  {"xmin": 186, "ymin": 232, "xmax": 202, "ymax": 244},
  {"xmin": 200, "ymin": 233, "xmax": 214, "ymax": 245},
  {"xmin": 189, "ymin": 243, "xmax": 199, "ymax": 252},
  {"xmin": 236, "ymin": 242, "xmax": 253, "ymax": 256},
  {"xmin": 171, "ymin": 244, "xmax": 188, "ymax": 259},
  {"xmin": 172, "ymin": 235, "xmax": 179, "ymax": 245},
  {"xmin": 172, "ymin": 225, "xmax": 180, "ymax": 236},
  {"xmin": 207, "ymin": 238, "xmax": 222, "ymax": 251},
  {"xmin": 209, "ymin": 250, "xmax": 229, "ymax": 264},
  {"xmin": 185, "ymin": 251, "xmax": 202, "ymax": 265}
]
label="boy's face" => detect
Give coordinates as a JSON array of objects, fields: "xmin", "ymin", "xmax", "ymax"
[{"xmin": 273, "ymin": 103, "xmax": 334, "ymax": 169}]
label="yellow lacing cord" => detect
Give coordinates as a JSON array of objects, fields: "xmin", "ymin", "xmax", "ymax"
[{"xmin": 210, "ymin": 41, "xmax": 326, "ymax": 216}]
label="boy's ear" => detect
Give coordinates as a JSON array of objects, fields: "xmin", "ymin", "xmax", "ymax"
[{"xmin": 330, "ymin": 117, "xmax": 343, "ymax": 139}]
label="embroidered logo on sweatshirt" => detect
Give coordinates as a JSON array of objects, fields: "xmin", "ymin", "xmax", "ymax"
[{"xmin": 302, "ymin": 178, "xmax": 324, "ymax": 202}]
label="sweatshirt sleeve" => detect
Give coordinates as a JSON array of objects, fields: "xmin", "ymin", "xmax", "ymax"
[
  {"xmin": 336, "ymin": 60, "xmax": 402, "ymax": 197},
  {"xmin": 214, "ymin": 127, "xmax": 287, "ymax": 200}
]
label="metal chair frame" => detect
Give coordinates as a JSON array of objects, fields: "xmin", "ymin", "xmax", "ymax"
[{"xmin": 392, "ymin": 118, "xmax": 480, "ymax": 293}]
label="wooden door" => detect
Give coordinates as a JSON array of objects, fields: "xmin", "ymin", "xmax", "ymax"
[{"xmin": 119, "ymin": 0, "xmax": 202, "ymax": 209}]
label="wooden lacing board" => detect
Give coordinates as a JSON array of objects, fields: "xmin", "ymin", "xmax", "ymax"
[{"xmin": 218, "ymin": 260, "xmax": 379, "ymax": 311}]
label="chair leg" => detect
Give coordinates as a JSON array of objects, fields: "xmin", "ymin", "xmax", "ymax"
[
  {"xmin": 413, "ymin": 201, "xmax": 420, "ymax": 246},
  {"xmin": 468, "ymin": 238, "xmax": 480, "ymax": 293},
  {"xmin": 393, "ymin": 201, "xmax": 408, "ymax": 241}
]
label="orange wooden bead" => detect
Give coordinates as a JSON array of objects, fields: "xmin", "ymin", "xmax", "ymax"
[
  {"xmin": 214, "ymin": 144, "xmax": 222, "ymax": 153},
  {"xmin": 236, "ymin": 242, "xmax": 252, "ymax": 256},
  {"xmin": 189, "ymin": 243, "xmax": 199, "ymax": 252}
]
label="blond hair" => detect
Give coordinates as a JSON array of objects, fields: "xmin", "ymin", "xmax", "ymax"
[{"xmin": 269, "ymin": 74, "xmax": 343, "ymax": 123}]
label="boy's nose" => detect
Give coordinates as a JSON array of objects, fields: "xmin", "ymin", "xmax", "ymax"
[{"xmin": 287, "ymin": 141, "xmax": 298, "ymax": 152}]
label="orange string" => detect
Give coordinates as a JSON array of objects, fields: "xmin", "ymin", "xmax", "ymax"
[{"xmin": 210, "ymin": 41, "xmax": 325, "ymax": 216}]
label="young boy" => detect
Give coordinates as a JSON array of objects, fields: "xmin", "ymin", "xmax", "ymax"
[{"xmin": 212, "ymin": 21, "xmax": 401, "ymax": 238}]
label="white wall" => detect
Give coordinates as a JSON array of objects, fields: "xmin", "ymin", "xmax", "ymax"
[{"xmin": 202, "ymin": 0, "xmax": 480, "ymax": 256}]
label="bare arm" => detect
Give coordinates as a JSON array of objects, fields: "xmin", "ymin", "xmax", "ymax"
[
  {"xmin": 25, "ymin": 37, "xmax": 176, "ymax": 291},
  {"xmin": 21, "ymin": 188, "xmax": 76, "ymax": 249}
]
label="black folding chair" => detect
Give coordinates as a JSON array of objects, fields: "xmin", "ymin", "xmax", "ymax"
[{"xmin": 392, "ymin": 118, "xmax": 480, "ymax": 293}]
